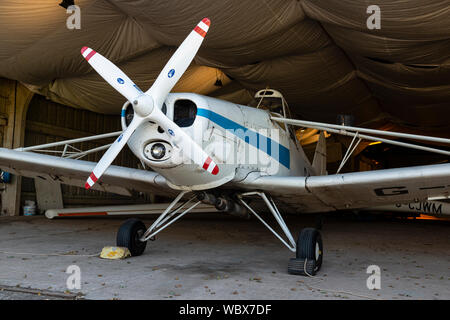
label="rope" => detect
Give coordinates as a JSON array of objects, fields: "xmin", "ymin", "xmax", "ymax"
[
  {"xmin": 0, "ymin": 250, "xmax": 99, "ymax": 257},
  {"xmin": 301, "ymin": 258, "xmax": 380, "ymax": 300}
]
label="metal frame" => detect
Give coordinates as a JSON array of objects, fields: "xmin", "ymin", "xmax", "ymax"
[
  {"xmin": 15, "ymin": 131, "xmax": 121, "ymax": 159},
  {"xmin": 237, "ymin": 191, "xmax": 296, "ymax": 252},
  {"xmin": 255, "ymin": 88, "xmax": 292, "ymax": 120},
  {"xmin": 271, "ymin": 116, "xmax": 450, "ymax": 156},
  {"xmin": 135, "ymin": 190, "xmax": 297, "ymax": 252},
  {"xmin": 336, "ymin": 132, "xmax": 362, "ymax": 174},
  {"xmin": 140, "ymin": 191, "xmax": 202, "ymax": 242}
]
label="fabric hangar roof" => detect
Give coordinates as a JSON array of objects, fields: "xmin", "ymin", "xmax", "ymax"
[{"xmin": 0, "ymin": 0, "xmax": 449, "ymax": 136}]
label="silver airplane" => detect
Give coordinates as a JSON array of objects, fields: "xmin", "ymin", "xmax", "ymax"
[{"xmin": 1, "ymin": 19, "xmax": 449, "ymax": 276}]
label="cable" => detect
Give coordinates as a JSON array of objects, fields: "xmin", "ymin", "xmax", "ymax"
[
  {"xmin": 298, "ymin": 259, "xmax": 380, "ymax": 300},
  {"xmin": 0, "ymin": 250, "xmax": 99, "ymax": 257},
  {"xmin": 299, "ymin": 258, "xmax": 380, "ymax": 299},
  {"xmin": 303, "ymin": 283, "xmax": 381, "ymax": 300},
  {"xmin": 303, "ymin": 258, "xmax": 313, "ymax": 277}
]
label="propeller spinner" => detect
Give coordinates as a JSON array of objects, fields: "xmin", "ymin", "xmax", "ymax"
[{"xmin": 81, "ymin": 18, "xmax": 218, "ymax": 190}]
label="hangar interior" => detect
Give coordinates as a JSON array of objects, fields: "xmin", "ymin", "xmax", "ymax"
[{"xmin": 0, "ymin": 0, "xmax": 449, "ymax": 216}]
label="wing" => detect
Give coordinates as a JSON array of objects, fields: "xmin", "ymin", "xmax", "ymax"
[
  {"xmin": 235, "ymin": 163, "xmax": 450, "ymax": 213},
  {"xmin": 0, "ymin": 148, "xmax": 174, "ymax": 197}
]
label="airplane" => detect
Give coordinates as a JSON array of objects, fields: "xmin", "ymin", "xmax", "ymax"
[{"xmin": 1, "ymin": 18, "xmax": 450, "ymax": 276}]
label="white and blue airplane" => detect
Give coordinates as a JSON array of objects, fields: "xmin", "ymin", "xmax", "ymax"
[{"xmin": 1, "ymin": 18, "xmax": 450, "ymax": 276}]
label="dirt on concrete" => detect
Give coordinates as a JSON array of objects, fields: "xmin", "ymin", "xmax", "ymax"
[{"xmin": 0, "ymin": 213, "xmax": 448, "ymax": 300}]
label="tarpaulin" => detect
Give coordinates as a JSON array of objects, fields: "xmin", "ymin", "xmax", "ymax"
[{"xmin": 0, "ymin": 0, "xmax": 448, "ymax": 134}]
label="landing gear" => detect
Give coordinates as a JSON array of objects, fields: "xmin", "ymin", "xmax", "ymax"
[
  {"xmin": 237, "ymin": 192, "xmax": 324, "ymax": 276},
  {"xmin": 116, "ymin": 191, "xmax": 202, "ymax": 256},
  {"xmin": 116, "ymin": 190, "xmax": 324, "ymax": 276},
  {"xmin": 288, "ymin": 228, "xmax": 323, "ymax": 276},
  {"xmin": 117, "ymin": 218, "xmax": 147, "ymax": 256}
]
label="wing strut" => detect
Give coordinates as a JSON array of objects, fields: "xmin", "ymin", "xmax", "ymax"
[
  {"xmin": 336, "ymin": 133, "xmax": 362, "ymax": 174},
  {"xmin": 272, "ymin": 117, "xmax": 450, "ymax": 157},
  {"xmin": 237, "ymin": 191, "xmax": 297, "ymax": 252}
]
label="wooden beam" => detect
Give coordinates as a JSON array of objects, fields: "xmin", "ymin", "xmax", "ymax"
[{"xmin": 1, "ymin": 80, "xmax": 34, "ymax": 216}]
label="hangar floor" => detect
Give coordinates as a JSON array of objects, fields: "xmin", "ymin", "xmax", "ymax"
[{"xmin": 0, "ymin": 213, "xmax": 448, "ymax": 300}]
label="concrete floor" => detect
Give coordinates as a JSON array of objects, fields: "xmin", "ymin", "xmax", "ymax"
[{"xmin": 0, "ymin": 213, "xmax": 448, "ymax": 300}]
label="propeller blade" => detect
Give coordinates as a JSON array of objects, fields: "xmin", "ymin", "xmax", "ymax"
[
  {"xmin": 144, "ymin": 18, "xmax": 218, "ymax": 175},
  {"xmin": 146, "ymin": 18, "xmax": 210, "ymax": 107},
  {"xmin": 81, "ymin": 47, "xmax": 143, "ymax": 102},
  {"xmin": 85, "ymin": 116, "xmax": 143, "ymax": 189},
  {"xmin": 150, "ymin": 108, "xmax": 219, "ymax": 175},
  {"xmin": 83, "ymin": 18, "xmax": 217, "ymax": 189}
]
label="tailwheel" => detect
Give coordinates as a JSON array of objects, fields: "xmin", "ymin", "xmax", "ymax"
[
  {"xmin": 288, "ymin": 228, "xmax": 323, "ymax": 276},
  {"xmin": 117, "ymin": 218, "xmax": 147, "ymax": 256}
]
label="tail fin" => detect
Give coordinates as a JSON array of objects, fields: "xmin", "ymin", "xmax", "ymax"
[{"xmin": 312, "ymin": 131, "xmax": 327, "ymax": 176}]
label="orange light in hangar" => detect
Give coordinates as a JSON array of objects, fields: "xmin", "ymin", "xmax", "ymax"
[{"xmin": 408, "ymin": 214, "xmax": 449, "ymax": 221}]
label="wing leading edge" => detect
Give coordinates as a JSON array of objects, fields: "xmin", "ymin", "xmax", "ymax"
[
  {"xmin": 1, "ymin": 147, "xmax": 449, "ymax": 213},
  {"xmin": 235, "ymin": 163, "xmax": 450, "ymax": 213},
  {"xmin": 0, "ymin": 148, "xmax": 172, "ymax": 197}
]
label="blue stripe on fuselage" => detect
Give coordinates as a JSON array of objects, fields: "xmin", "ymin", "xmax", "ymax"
[{"xmin": 196, "ymin": 108, "xmax": 290, "ymax": 169}]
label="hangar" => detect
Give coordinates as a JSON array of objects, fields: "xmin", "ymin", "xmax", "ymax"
[
  {"xmin": 1, "ymin": 0, "xmax": 449, "ymax": 215},
  {"xmin": 0, "ymin": 0, "xmax": 448, "ymax": 300}
]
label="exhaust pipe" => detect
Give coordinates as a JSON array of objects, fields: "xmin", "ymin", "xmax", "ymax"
[
  {"xmin": 214, "ymin": 196, "xmax": 249, "ymax": 219},
  {"xmin": 196, "ymin": 192, "xmax": 217, "ymax": 206}
]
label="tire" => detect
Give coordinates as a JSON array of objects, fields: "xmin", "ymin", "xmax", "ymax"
[
  {"xmin": 288, "ymin": 258, "xmax": 316, "ymax": 276},
  {"xmin": 116, "ymin": 218, "xmax": 147, "ymax": 256},
  {"xmin": 296, "ymin": 228, "xmax": 323, "ymax": 274}
]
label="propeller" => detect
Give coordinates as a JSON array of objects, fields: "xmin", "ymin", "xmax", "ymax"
[{"xmin": 81, "ymin": 18, "xmax": 219, "ymax": 190}]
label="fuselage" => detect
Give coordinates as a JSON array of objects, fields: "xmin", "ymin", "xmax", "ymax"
[{"xmin": 123, "ymin": 93, "xmax": 314, "ymax": 190}]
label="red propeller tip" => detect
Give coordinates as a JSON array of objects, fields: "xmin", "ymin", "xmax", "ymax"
[
  {"xmin": 85, "ymin": 182, "xmax": 91, "ymax": 190},
  {"xmin": 81, "ymin": 46, "xmax": 88, "ymax": 54},
  {"xmin": 212, "ymin": 165, "xmax": 219, "ymax": 175},
  {"xmin": 202, "ymin": 18, "xmax": 211, "ymax": 26}
]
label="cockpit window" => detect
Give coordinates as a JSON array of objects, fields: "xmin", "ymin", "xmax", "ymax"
[
  {"xmin": 173, "ymin": 99, "xmax": 197, "ymax": 127},
  {"xmin": 125, "ymin": 103, "xmax": 134, "ymax": 127}
]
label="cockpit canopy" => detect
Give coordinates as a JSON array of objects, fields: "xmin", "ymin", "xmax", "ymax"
[{"xmin": 249, "ymin": 89, "xmax": 291, "ymax": 119}]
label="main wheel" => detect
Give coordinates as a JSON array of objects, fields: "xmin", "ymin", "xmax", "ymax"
[
  {"xmin": 116, "ymin": 218, "xmax": 147, "ymax": 256},
  {"xmin": 296, "ymin": 228, "xmax": 323, "ymax": 274}
]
